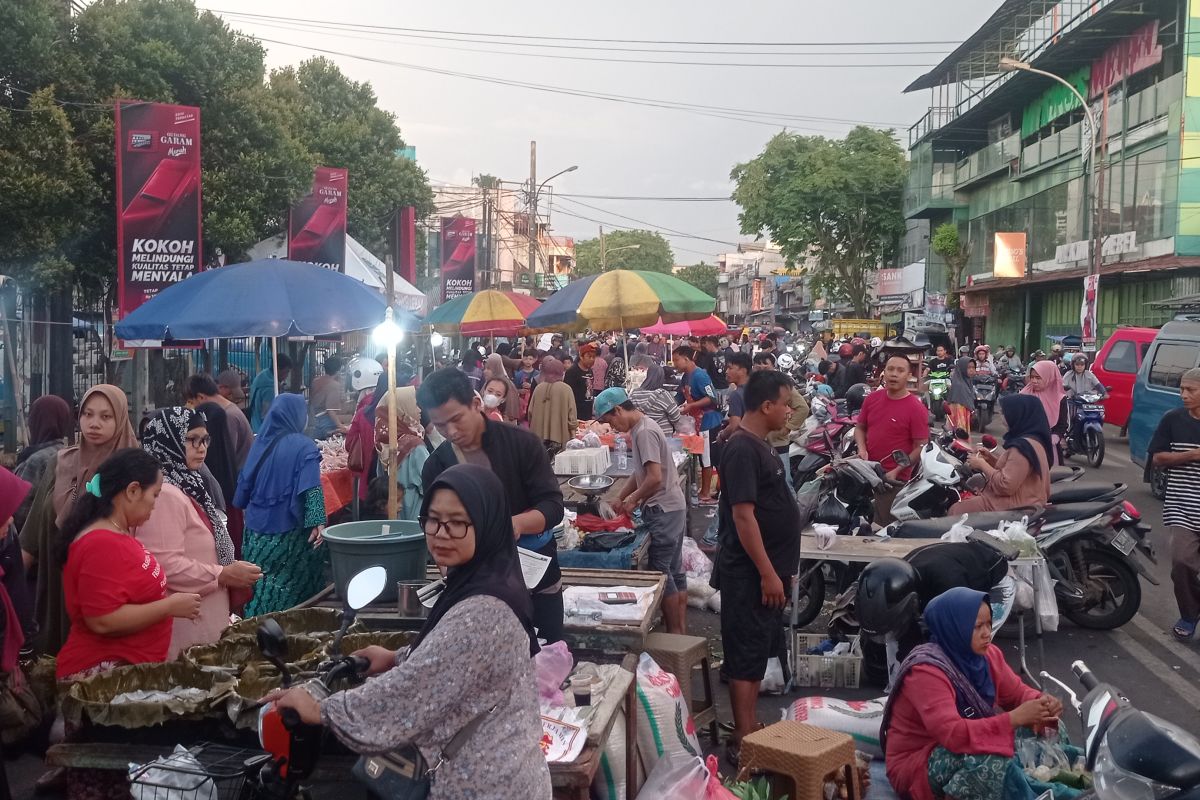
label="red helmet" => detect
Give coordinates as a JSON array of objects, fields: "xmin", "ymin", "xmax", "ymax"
[
  {"xmin": 851, "ymin": 337, "xmax": 867, "ymax": 348},
  {"xmin": 838, "ymin": 343, "xmax": 854, "ymax": 358}
]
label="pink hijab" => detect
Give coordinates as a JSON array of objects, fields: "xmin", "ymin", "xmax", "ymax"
[{"xmin": 1021, "ymin": 360, "xmax": 1066, "ymax": 428}]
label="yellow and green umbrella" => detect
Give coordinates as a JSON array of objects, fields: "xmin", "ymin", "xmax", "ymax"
[
  {"xmin": 425, "ymin": 290, "xmax": 542, "ymax": 337},
  {"xmin": 524, "ymin": 269, "xmax": 714, "ymax": 333}
]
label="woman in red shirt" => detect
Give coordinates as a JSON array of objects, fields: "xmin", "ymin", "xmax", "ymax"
[
  {"xmin": 55, "ymin": 448, "xmax": 202, "ymax": 680},
  {"xmin": 880, "ymin": 587, "xmax": 1062, "ymax": 800}
]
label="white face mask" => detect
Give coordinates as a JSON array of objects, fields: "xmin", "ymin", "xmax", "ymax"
[{"xmin": 483, "ymin": 393, "xmax": 503, "ymax": 409}]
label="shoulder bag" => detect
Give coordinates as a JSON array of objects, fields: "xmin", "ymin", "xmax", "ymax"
[{"xmin": 351, "ymin": 704, "xmax": 496, "ymax": 799}]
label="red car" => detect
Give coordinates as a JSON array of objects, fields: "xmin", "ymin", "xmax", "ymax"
[{"xmin": 1093, "ymin": 326, "xmax": 1157, "ymax": 429}]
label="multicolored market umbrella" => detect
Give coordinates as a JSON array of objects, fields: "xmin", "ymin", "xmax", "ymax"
[
  {"xmin": 425, "ymin": 290, "xmax": 542, "ymax": 337},
  {"xmin": 639, "ymin": 314, "xmax": 728, "ymax": 337},
  {"xmin": 524, "ymin": 270, "xmax": 714, "ymax": 332}
]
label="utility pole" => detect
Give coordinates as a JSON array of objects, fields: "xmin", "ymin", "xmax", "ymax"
[
  {"xmin": 600, "ymin": 226, "xmax": 606, "ymax": 272},
  {"xmin": 481, "ymin": 188, "xmax": 492, "ymax": 288},
  {"xmin": 527, "ymin": 140, "xmax": 537, "ymax": 286}
]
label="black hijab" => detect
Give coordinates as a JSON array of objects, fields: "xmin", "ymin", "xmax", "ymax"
[
  {"xmin": 947, "ymin": 357, "xmax": 977, "ymax": 408},
  {"xmin": 413, "ymin": 464, "xmax": 538, "ymax": 656},
  {"xmin": 196, "ymin": 401, "xmax": 238, "ymax": 505},
  {"xmin": 998, "ymin": 394, "xmax": 1052, "ymax": 476}
]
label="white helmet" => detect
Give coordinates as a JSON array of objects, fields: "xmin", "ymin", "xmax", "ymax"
[
  {"xmin": 870, "ymin": 337, "xmax": 883, "ymax": 349},
  {"xmin": 346, "ymin": 355, "xmax": 383, "ymax": 392},
  {"xmin": 777, "ymin": 353, "xmax": 795, "ymax": 371}
]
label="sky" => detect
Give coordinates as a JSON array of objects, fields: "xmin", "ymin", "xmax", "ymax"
[{"xmin": 196, "ymin": 2, "xmax": 997, "ymax": 264}]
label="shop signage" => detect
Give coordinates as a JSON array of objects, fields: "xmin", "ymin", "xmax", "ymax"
[
  {"xmin": 440, "ymin": 217, "xmax": 477, "ymax": 301},
  {"xmin": 877, "ymin": 268, "xmax": 903, "ymax": 298},
  {"xmin": 1090, "ymin": 21, "xmax": 1162, "ymax": 99},
  {"xmin": 961, "ymin": 295, "xmax": 990, "ymax": 318},
  {"xmin": 751, "ymin": 278, "xmax": 764, "ymax": 312},
  {"xmin": 289, "ymin": 167, "xmax": 348, "ymax": 273},
  {"xmin": 1081, "ymin": 274, "xmax": 1100, "ymax": 351},
  {"xmin": 1021, "ymin": 67, "xmax": 1090, "ymax": 139},
  {"xmin": 114, "ymin": 101, "xmax": 203, "ymax": 319},
  {"xmin": 1053, "ymin": 231, "xmax": 1137, "ymax": 265},
  {"xmin": 994, "ymin": 232, "xmax": 1027, "ymax": 278},
  {"xmin": 925, "ymin": 293, "xmax": 946, "ymax": 319}
]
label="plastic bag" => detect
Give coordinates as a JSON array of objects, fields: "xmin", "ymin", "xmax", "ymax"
[
  {"xmin": 704, "ymin": 754, "xmax": 739, "ymax": 799},
  {"xmin": 1015, "ymin": 564, "xmax": 1060, "ymax": 633},
  {"xmin": 795, "ymin": 477, "xmax": 823, "ymax": 530},
  {"xmin": 533, "ymin": 641, "xmax": 574, "ymax": 707},
  {"xmin": 130, "ymin": 746, "xmax": 218, "ymax": 800},
  {"xmin": 637, "ymin": 751, "xmax": 708, "ymax": 800},
  {"xmin": 941, "ymin": 514, "xmax": 974, "ymax": 543},
  {"xmin": 760, "ymin": 657, "xmax": 785, "ymax": 695},
  {"xmin": 812, "ymin": 523, "xmax": 838, "ymax": 551},
  {"xmin": 635, "ymin": 653, "xmax": 702, "ymax": 775},
  {"xmin": 993, "ymin": 516, "xmax": 1039, "ymax": 557},
  {"xmin": 676, "ymin": 415, "xmax": 697, "ymax": 436}
]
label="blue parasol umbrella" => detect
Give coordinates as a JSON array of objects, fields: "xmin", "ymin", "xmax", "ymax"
[{"xmin": 115, "ymin": 259, "xmax": 421, "ymax": 340}]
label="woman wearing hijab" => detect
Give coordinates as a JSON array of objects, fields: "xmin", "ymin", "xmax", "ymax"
[
  {"xmin": 13, "ymin": 395, "xmax": 73, "ymax": 532},
  {"xmin": 138, "ymin": 408, "xmax": 262, "ymax": 656},
  {"xmin": 375, "ymin": 387, "xmax": 436, "ymax": 520},
  {"xmin": 264, "ymin": 465, "xmax": 552, "ymax": 799},
  {"xmin": 483, "ymin": 354, "xmax": 520, "ymax": 423},
  {"xmin": 529, "ymin": 356, "xmax": 577, "ymax": 448},
  {"xmin": 195, "ymin": 400, "xmax": 243, "ymax": 556},
  {"xmin": 1022, "ymin": 360, "xmax": 1069, "ymax": 463},
  {"xmin": 233, "ymin": 394, "xmax": 326, "ymax": 616},
  {"xmin": 605, "ymin": 352, "xmax": 627, "ymax": 390},
  {"xmin": 945, "ymin": 357, "xmax": 977, "ymax": 433},
  {"xmin": 630, "ymin": 359, "xmax": 682, "ymax": 436},
  {"xmin": 19, "ymin": 385, "xmax": 138, "ymax": 656},
  {"xmin": 949, "ymin": 395, "xmax": 1052, "ymax": 515},
  {"xmin": 881, "ymin": 587, "xmax": 1063, "ymax": 800}
]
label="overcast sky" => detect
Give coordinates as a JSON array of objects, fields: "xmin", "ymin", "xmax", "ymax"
[{"xmin": 198, "ymin": 2, "xmax": 995, "ymax": 263}]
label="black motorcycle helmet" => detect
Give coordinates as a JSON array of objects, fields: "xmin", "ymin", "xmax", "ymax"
[
  {"xmin": 844, "ymin": 383, "xmax": 869, "ymax": 415},
  {"xmin": 856, "ymin": 558, "xmax": 920, "ymax": 641}
]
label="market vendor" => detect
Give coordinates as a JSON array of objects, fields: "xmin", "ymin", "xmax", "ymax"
[
  {"xmin": 881, "ymin": 587, "xmax": 1062, "ymax": 800},
  {"xmin": 594, "ymin": 388, "xmax": 687, "ymax": 634},
  {"xmin": 418, "ymin": 368, "xmax": 566, "ymax": 643}
]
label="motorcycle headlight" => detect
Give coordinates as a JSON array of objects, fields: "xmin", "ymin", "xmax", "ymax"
[{"xmin": 1094, "ymin": 734, "xmax": 1182, "ymax": 799}]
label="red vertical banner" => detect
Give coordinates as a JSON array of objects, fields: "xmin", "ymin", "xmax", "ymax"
[
  {"xmin": 288, "ymin": 167, "xmax": 348, "ymax": 271},
  {"xmin": 440, "ymin": 217, "xmax": 477, "ymax": 301},
  {"xmin": 115, "ymin": 101, "xmax": 203, "ymax": 318},
  {"xmin": 1081, "ymin": 274, "xmax": 1100, "ymax": 350}
]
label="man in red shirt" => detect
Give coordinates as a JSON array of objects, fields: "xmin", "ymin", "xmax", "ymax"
[{"xmin": 855, "ymin": 354, "xmax": 929, "ymax": 524}]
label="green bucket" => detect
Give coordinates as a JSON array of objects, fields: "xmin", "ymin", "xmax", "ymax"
[{"xmin": 322, "ymin": 520, "xmax": 427, "ymax": 603}]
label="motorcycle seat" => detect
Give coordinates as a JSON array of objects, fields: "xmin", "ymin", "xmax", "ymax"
[
  {"xmin": 1048, "ymin": 466, "xmax": 1084, "ymax": 483},
  {"xmin": 887, "ymin": 509, "xmax": 1039, "ymax": 539},
  {"xmin": 1039, "ymin": 500, "xmax": 1120, "ymax": 524},
  {"xmin": 1047, "ymin": 482, "xmax": 1123, "ymax": 504}
]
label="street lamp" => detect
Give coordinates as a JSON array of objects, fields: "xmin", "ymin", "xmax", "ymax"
[
  {"xmin": 601, "ymin": 243, "xmax": 641, "ymax": 271},
  {"xmin": 528, "ymin": 165, "xmax": 578, "ymax": 282},
  {"xmin": 999, "ymin": 57, "xmax": 1101, "ymax": 287}
]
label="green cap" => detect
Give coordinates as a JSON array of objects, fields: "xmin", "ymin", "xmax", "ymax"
[{"xmin": 593, "ymin": 387, "xmax": 629, "ymax": 418}]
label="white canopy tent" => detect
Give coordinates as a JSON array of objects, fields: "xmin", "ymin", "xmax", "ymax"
[{"xmin": 247, "ymin": 232, "xmax": 426, "ymax": 313}]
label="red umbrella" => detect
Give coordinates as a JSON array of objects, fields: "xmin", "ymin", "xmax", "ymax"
[{"xmin": 639, "ymin": 314, "xmax": 728, "ymax": 336}]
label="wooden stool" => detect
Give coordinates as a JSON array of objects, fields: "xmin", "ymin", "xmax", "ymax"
[
  {"xmin": 644, "ymin": 632, "xmax": 719, "ymax": 741},
  {"xmin": 737, "ymin": 721, "xmax": 860, "ymax": 800}
]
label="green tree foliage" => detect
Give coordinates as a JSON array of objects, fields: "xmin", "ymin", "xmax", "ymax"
[
  {"xmin": 0, "ymin": 0, "xmax": 433, "ymax": 296},
  {"xmin": 573, "ymin": 230, "xmax": 674, "ymax": 278},
  {"xmin": 675, "ymin": 261, "xmax": 718, "ymax": 298},
  {"xmin": 930, "ymin": 222, "xmax": 971, "ymax": 310},
  {"xmin": 730, "ymin": 126, "xmax": 906, "ymax": 316}
]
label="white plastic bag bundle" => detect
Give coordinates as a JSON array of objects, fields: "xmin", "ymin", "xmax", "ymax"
[
  {"xmin": 130, "ymin": 746, "xmax": 218, "ymax": 800},
  {"xmin": 992, "ymin": 517, "xmax": 1039, "ymax": 557},
  {"xmin": 637, "ymin": 751, "xmax": 708, "ymax": 800},
  {"xmin": 941, "ymin": 514, "xmax": 974, "ymax": 543},
  {"xmin": 760, "ymin": 657, "xmax": 785, "ymax": 695},
  {"xmin": 1015, "ymin": 564, "xmax": 1059, "ymax": 632}
]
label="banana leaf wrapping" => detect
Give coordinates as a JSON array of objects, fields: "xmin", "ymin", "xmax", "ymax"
[
  {"xmin": 332, "ymin": 631, "xmax": 415, "ymax": 656},
  {"xmin": 61, "ymin": 663, "xmax": 237, "ymax": 728},
  {"xmin": 222, "ymin": 608, "xmax": 366, "ymax": 640},
  {"xmin": 181, "ymin": 634, "xmax": 326, "ymax": 676}
]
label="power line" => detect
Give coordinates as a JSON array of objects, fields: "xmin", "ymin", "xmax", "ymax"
[{"xmin": 553, "ymin": 197, "xmax": 738, "ymax": 246}]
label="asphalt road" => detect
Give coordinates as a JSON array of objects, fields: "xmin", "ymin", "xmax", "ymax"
[{"xmin": 7, "ymin": 424, "xmax": 1197, "ymax": 796}]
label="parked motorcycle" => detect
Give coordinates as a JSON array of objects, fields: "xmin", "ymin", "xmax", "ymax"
[
  {"xmin": 925, "ymin": 367, "xmax": 951, "ymax": 421},
  {"xmin": 972, "ymin": 373, "xmax": 998, "ymax": 432},
  {"xmin": 789, "ymin": 394, "xmax": 857, "ymax": 488},
  {"xmin": 999, "ymin": 366, "xmax": 1025, "ymax": 397},
  {"xmin": 256, "ymin": 566, "xmax": 388, "ymax": 799},
  {"xmin": 1042, "ymin": 661, "xmax": 1200, "ymax": 799},
  {"xmin": 1064, "ymin": 392, "xmax": 1106, "ymax": 468}
]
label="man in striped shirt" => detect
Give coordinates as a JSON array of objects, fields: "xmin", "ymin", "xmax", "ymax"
[{"xmin": 1149, "ymin": 367, "xmax": 1200, "ymax": 642}]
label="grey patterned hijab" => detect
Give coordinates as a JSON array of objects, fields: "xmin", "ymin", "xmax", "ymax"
[{"xmin": 142, "ymin": 407, "xmax": 235, "ymax": 566}]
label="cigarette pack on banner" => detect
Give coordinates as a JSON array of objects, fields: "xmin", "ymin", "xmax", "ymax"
[
  {"xmin": 792, "ymin": 634, "xmax": 862, "ymax": 689},
  {"xmin": 554, "ymin": 446, "xmax": 611, "ymax": 476}
]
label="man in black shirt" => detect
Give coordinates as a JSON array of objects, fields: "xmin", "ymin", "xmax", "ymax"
[
  {"xmin": 417, "ymin": 368, "xmax": 566, "ymax": 642},
  {"xmin": 564, "ymin": 341, "xmax": 598, "ymax": 420},
  {"xmin": 923, "ymin": 343, "xmax": 955, "ymax": 377},
  {"xmin": 836, "ymin": 345, "xmax": 869, "ymax": 398},
  {"xmin": 697, "ymin": 336, "xmax": 729, "ymax": 391},
  {"xmin": 715, "ymin": 369, "xmax": 800, "ymax": 758}
]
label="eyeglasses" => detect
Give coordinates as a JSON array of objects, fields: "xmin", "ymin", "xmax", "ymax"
[
  {"xmin": 419, "ymin": 516, "xmax": 473, "ymax": 540},
  {"xmin": 184, "ymin": 435, "xmax": 211, "ymax": 449}
]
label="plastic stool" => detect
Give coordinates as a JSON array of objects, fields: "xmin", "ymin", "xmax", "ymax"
[
  {"xmin": 644, "ymin": 632, "xmax": 719, "ymax": 741},
  {"xmin": 737, "ymin": 721, "xmax": 860, "ymax": 800}
]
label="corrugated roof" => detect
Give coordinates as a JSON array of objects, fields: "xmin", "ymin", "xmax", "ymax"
[{"xmin": 904, "ymin": 0, "xmax": 1043, "ymax": 93}]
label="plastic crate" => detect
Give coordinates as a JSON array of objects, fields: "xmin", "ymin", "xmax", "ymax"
[
  {"xmin": 129, "ymin": 742, "xmax": 268, "ymax": 800},
  {"xmin": 792, "ymin": 634, "xmax": 862, "ymax": 689},
  {"xmin": 554, "ymin": 446, "xmax": 611, "ymax": 475}
]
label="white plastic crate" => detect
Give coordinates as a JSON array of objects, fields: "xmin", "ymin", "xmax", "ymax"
[
  {"xmin": 792, "ymin": 633, "xmax": 862, "ymax": 689},
  {"xmin": 553, "ymin": 446, "xmax": 612, "ymax": 476}
]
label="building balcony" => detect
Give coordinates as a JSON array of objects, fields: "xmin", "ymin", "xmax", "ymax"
[
  {"xmin": 956, "ymin": 132, "xmax": 1021, "ymax": 189},
  {"xmin": 904, "ymin": 142, "xmax": 963, "ymax": 219}
]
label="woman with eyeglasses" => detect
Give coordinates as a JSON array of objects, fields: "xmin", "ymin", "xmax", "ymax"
[
  {"xmin": 138, "ymin": 408, "xmax": 261, "ymax": 656},
  {"xmin": 264, "ymin": 463, "xmax": 551, "ymax": 799}
]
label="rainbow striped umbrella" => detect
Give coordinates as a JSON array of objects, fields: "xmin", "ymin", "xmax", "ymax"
[
  {"xmin": 425, "ymin": 290, "xmax": 542, "ymax": 337},
  {"xmin": 525, "ymin": 270, "xmax": 714, "ymax": 333}
]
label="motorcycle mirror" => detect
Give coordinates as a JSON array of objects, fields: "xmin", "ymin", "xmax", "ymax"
[
  {"xmin": 953, "ymin": 427, "xmax": 970, "ymax": 440},
  {"xmin": 965, "ymin": 473, "xmax": 987, "ymax": 493},
  {"xmin": 256, "ymin": 619, "xmax": 292, "ymax": 686},
  {"xmin": 346, "ymin": 566, "xmax": 388, "ymax": 611},
  {"xmin": 891, "ymin": 449, "xmax": 911, "ymax": 467}
]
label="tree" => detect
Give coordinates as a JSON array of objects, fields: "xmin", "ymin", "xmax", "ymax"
[
  {"xmin": 675, "ymin": 261, "xmax": 718, "ymax": 298},
  {"xmin": 930, "ymin": 222, "xmax": 971, "ymax": 311},
  {"xmin": 572, "ymin": 229, "xmax": 674, "ymax": 278},
  {"xmin": 730, "ymin": 126, "xmax": 906, "ymax": 316}
]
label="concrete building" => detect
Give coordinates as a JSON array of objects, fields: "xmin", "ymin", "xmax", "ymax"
[
  {"xmin": 902, "ymin": 0, "xmax": 1197, "ymax": 353},
  {"xmin": 716, "ymin": 243, "xmax": 786, "ymax": 326}
]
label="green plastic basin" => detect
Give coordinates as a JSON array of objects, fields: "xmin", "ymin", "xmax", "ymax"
[{"xmin": 322, "ymin": 520, "xmax": 427, "ymax": 603}]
